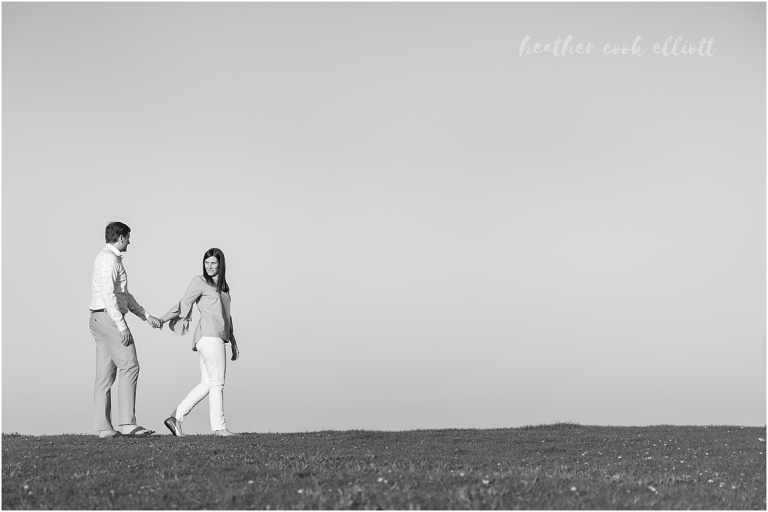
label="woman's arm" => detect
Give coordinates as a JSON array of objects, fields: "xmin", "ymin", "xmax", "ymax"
[
  {"xmin": 164, "ymin": 277, "xmax": 204, "ymax": 335},
  {"xmin": 230, "ymin": 332, "xmax": 239, "ymax": 361},
  {"xmin": 159, "ymin": 311, "xmax": 181, "ymax": 324}
]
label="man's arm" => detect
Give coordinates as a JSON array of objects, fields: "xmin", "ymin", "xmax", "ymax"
[
  {"xmin": 125, "ymin": 291, "xmax": 162, "ymax": 328},
  {"xmin": 98, "ymin": 255, "xmax": 133, "ymax": 345},
  {"xmin": 99, "ymin": 255, "xmax": 127, "ymax": 332},
  {"xmin": 125, "ymin": 291, "xmax": 147, "ymax": 320}
]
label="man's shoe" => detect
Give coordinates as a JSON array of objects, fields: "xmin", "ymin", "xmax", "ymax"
[
  {"xmin": 164, "ymin": 416, "xmax": 184, "ymax": 437},
  {"xmin": 121, "ymin": 425, "xmax": 155, "ymax": 436},
  {"xmin": 98, "ymin": 430, "xmax": 122, "ymax": 438},
  {"xmin": 213, "ymin": 429, "xmax": 238, "ymax": 436}
]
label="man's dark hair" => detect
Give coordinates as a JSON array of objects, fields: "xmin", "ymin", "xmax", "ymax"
[{"xmin": 105, "ymin": 222, "xmax": 131, "ymax": 244}]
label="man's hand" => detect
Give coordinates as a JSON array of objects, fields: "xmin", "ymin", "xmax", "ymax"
[
  {"xmin": 231, "ymin": 343, "xmax": 239, "ymax": 361},
  {"xmin": 119, "ymin": 327, "xmax": 134, "ymax": 346},
  {"xmin": 147, "ymin": 315, "xmax": 163, "ymax": 329}
]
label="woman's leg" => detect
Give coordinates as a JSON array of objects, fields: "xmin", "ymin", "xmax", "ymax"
[
  {"xmin": 172, "ymin": 348, "xmax": 211, "ymax": 423},
  {"xmin": 197, "ymin": 337, "xmax": 227, "ymax": 431}
]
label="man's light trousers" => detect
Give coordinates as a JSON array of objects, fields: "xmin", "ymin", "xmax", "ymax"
[{"xmin": 90, "ymin": 311, "xmax": 140, "ymax": 431}]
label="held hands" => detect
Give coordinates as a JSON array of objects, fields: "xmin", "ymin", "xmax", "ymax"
[{"xmin": 147, "ymin": 315, "xmax": 163, "ymax": 330}]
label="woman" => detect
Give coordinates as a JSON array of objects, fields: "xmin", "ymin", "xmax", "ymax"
[{"xmin": 160, "ymin": 248, "xmax": 239, "ymax": 437}]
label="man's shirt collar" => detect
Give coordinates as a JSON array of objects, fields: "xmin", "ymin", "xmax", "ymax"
[{"xmin": 106, "ymin": 244, "xmax": 124, "ymax": 258}]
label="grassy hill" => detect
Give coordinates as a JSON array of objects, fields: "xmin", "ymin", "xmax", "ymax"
[{"xmin": 2, "ymin": 423, "xmax": 765, "ymax": 509}]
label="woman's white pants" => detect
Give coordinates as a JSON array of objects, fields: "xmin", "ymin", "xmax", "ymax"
[{"xmin": 173, "ymin": 336, "xmax": 227, "ymax": 431}]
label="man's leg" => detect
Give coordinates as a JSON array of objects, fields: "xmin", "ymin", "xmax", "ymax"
[
  {"xmin": 91, "ymin": 315, "xmax": 117, "ymax": 432},
  {"xmin": 90, "ymin": 312, "xmax": 141, "ymax": 431},
  {"xmin": 114, "ymin": 343, "xmax": 140, "ymax": 429}
]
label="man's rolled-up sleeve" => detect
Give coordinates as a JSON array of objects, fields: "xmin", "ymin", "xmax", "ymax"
[{"xmin": 125, "ymin": 291, "xmax": 147, "ymax": 321}]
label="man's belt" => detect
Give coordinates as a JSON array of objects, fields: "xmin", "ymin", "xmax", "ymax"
[{"xmin": 90, "ymin": 308, "xmax": 106, "ymax": 313}]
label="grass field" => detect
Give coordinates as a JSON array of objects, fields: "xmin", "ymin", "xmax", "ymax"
[{"xmin": 2, "ymin": 423, "xmax": 765, "ymax": 509}]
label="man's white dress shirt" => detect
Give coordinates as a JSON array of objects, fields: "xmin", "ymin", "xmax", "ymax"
[{"xmin": 90, "ymin": 244, "xmax": 150, "ymax": 331}]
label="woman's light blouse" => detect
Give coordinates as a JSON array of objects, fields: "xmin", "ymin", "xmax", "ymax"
[{"xmin": 167, "ymin": 276, "xmax": 233, "ymax": 351}]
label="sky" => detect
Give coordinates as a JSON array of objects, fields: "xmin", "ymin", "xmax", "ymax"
[{"xmin": 2, "ymin": 2, "xmax": 765, "ymax": 435}]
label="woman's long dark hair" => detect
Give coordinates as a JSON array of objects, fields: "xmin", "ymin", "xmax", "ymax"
[{"xmin": 202, "ymin": 248, "xmax": 230, "ymax": 294}]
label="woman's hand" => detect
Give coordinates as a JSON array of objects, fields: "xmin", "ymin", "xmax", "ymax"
[
  {"xmin": 231, "ymin": 343, "xmax": 240, "ymax": 361},
  {"xmin": 147, "ymin": 315, "xmax": 163, "ymax": 329}
]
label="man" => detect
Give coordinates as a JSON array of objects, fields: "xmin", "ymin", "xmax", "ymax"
[{"xmin": 89, "ymin": 221, "xmax": 162, "ymax": 437}]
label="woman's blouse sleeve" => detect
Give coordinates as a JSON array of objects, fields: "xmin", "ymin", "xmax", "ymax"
[{"xmin": 166, "ymin": 277, "xmax": 204, "ymax": 336}]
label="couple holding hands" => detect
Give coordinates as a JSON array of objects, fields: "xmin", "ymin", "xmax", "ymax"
[{"xmin": 89, "ymin": 221, "xmax": 239, "ymax": 438}]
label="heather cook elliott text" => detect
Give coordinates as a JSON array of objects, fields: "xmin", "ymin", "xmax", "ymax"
[{"xmin": 519, "ymin": 35, "xmax": 717, "ymax": 57}]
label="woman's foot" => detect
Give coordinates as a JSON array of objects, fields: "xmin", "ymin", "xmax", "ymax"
[
  {"xmin": 164, "ymin": 416, "xmax": 184, "ymax": 437},
  {"xmin": 213, "ymin": 429, "xmax": 238, "ymax": 436}
]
